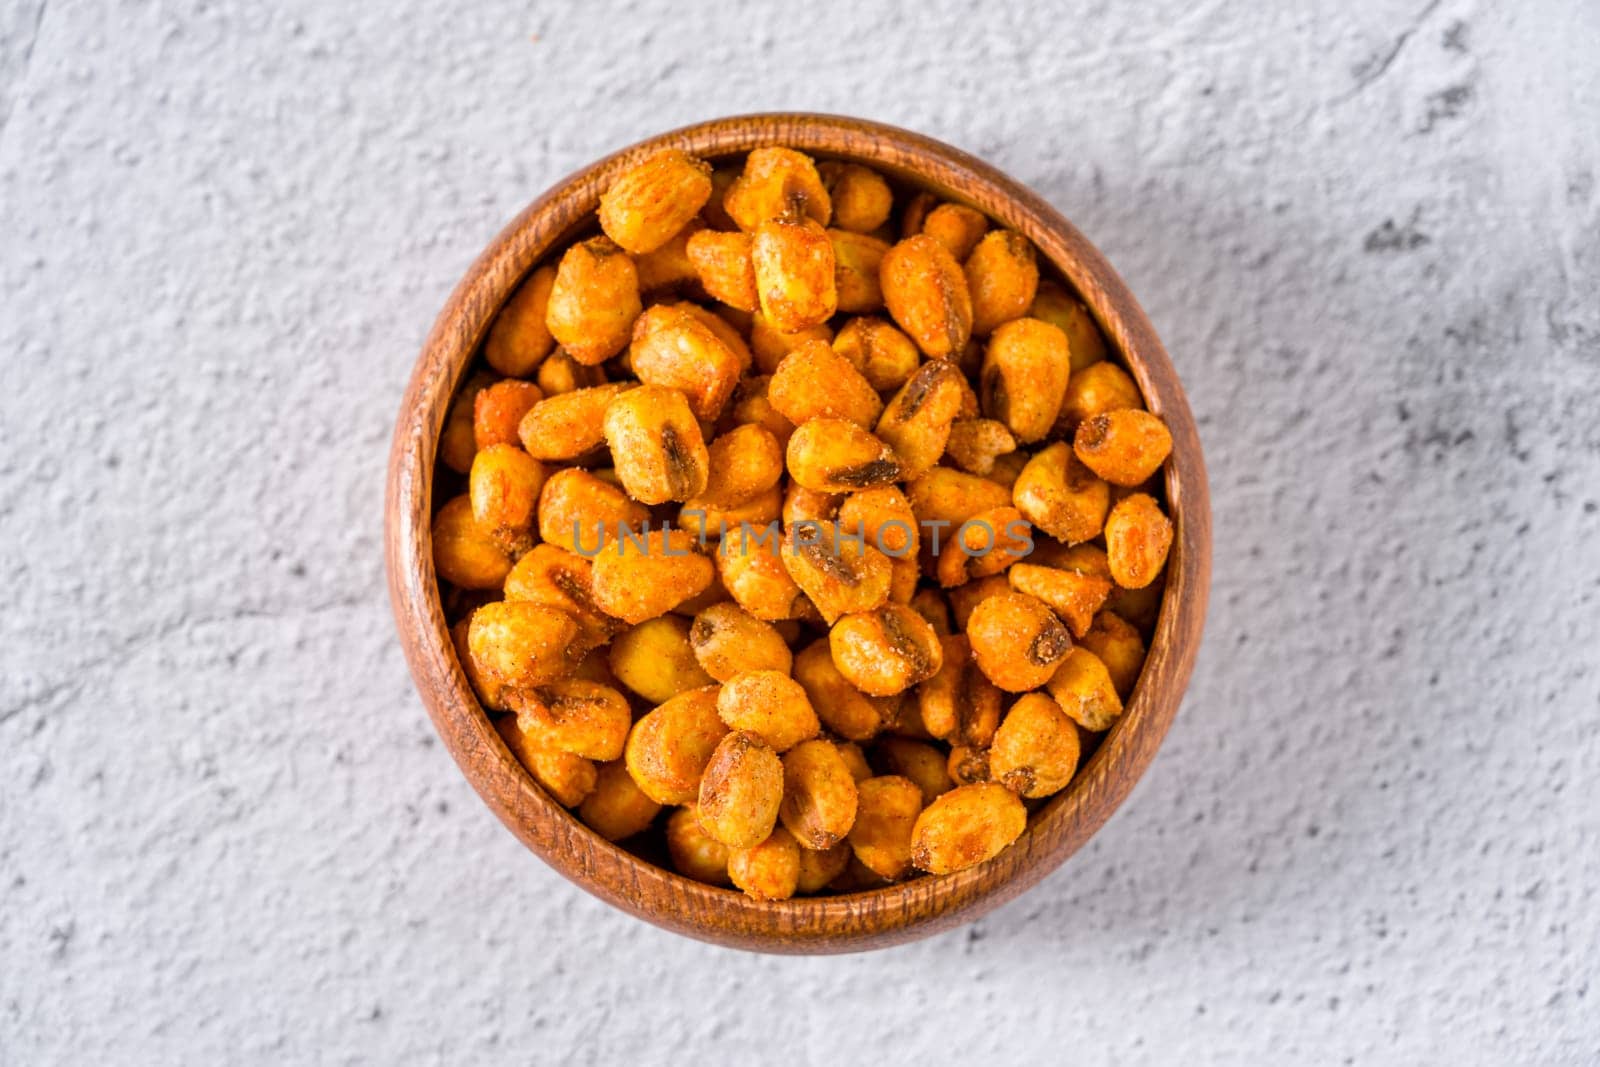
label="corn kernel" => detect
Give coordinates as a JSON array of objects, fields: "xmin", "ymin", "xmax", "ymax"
[
  {"xmin": 779, "ymin": 738, "xmax": 860, "ymax": 849},
  {"xmin": 1055, "ymin": 359, "xmax": 1143, "ymax": 435},
  {"xmin": 944, "ymin": 418, "xmax": 1017, "ymax": 475},
  {"xmin": 633, "ymin": 218, "xmax": 704, "ymax": 293},
  {"xmin": 474, "ymin": 379, "xmax": 544, "ymax": 451},
  {"xmin": 504, "ymin": 543, "xmax": 624, "ymax": 649},
  {"xmin": 829, "ymin": 229, "xmax": 889, "ymax": 313},
  {"xmin": 716, "ymin": 532, "xmax": 811, "ymax": 621},
  {"xmin": 829, "ymin": 603, "xmax": 944, "ymax": 696},
  {"xmin": 545, "ymin": 236, "xmax": 641, "ymax": 365},
  {"xmin": 848, "ymin": 776, "xmax": 923, "ymax": 880},
  {"xmin": 685, "ymin": 228, "xmax": 758, "ymax": 311},
  {"xmin": 725, "ymin": 375, "xmax": 797, "ymax": 451},
  {"xmin": 989, "ymin": 692, "xmax": 1080, "ymax": 797},
  {"xmin": 623, "ymin": 685, "xmax": 727, "ymax": 805},
  {"xmin": 1104, "ymin": 492, "xmax": 1173, "ymax": 589},
  {"xmin": 1030, "ymin": 280, "xmax": 1108, "ymax": 371},
  {"xmin": 689, "ymin": 602, "xmax": 794, "ymax": 681},
  {"xmin": 785, "ymin": 419, "xmax": 902, "ymax": 493},
  {"xmin": 603, "ymin": 384, "xmax": 710, "ymax": 504},
  {"xmin": 881, "ymin": 234, "xmax": 973, "ymax": 359},
  {"xmin": 921, "ymin": 202, "xmax": 988, "ymax": 261},
  {"xmin": 1078, "ymin": 611, "xmax": 1146, "ymax": 698},
  {"xmin": 836, "ymin": 485, "xmax": 919, "ymax": 558},
  {"xmin": 468, "ymin": 444, "xmax": 546, "ymax": 551},
  {"xmin": 598, "ymin": 149, "xmax": 713, "ymax": 254},
  {"xmin": 917, "ymin": 635, "xmax": 1003, "ymax": 747},
  {"xmin": 752, "ymin": 215, "xmax": 838, "ymax": 332},
  {"xmin": 947, "ymin": 743, "xmax": 991, "ymax": 787},
  {"xmin": 768, "ymin": 339, "xmax": 883, "ymax": 429},
  {"xmin": 666, "ymin": 804, "xmax": 732, "ymax": 884},
  {"xmin": 534, "ymin": 349, "xmax": 607, "ymax": 396},
  {"xmin": 981, "ymin": 317, "xmax": 1070, "ymax": 443},
  {"xmin": 832, "ymin": 315, "xmax": 921, "ymax": 392},
  {"xmin": 871, "ymin": 737, "xmax": 955, "ymax": 806},
  {"xmin": 875, "ymin": 360, "xmax": 969, "ymax": 479},
  {"xmin": 965, "ymin": 230, "xmax": 1039, "ymax": 336},
  {"xmin": 432, "ymin": 494, "xmax": 513, "ymax": 590},
  {"xmin": 750, "ymin": 310, "xmax": 833, "ymax": 375},
  {"xmin": 909, "ymin": 782, "xmax": 1026, "ymax": 874},
  {"xmin": 484, "ymin": 265, "xmax": 557, "ymax": 377},
  {"xmin": 578, "ymin": 760, "xmax": 662, "ymax": 841},
  {"xmin": 793, "ymin": 638, "xmax": 894, "ymax": 742},
  {"xmin": 1012, "ymin": 442, "xmax": 1110, "ymax": 545},
  {"xmin": 779, "ymin": 520, "xmax": 894, "ymax": 623},
  {"xmin": 1007, "ymin": 550, "xmax": 1112, "ymax": 639},
  {"xmin": 510, "ymin": 678, "xmax": 631, "ymax": 762},
  {"xmin": 517, "ymin": 382, "xmax": 634, "ymax": 461},
  {"xmin": 1074, "ymin": 409, "xmax": 1173, "ymax": 487},
  {"xmin": 729, "ymin": 826, "xmax": 802, "ymax": 901},
  {"xmin": 496, "ymin": 715, "xmax": 596, "ymax": 807},
  {"xmin": 1045, "ymin": 646, "xmax": 1124, "ymax": 732},
  {"xmin": 796, "ymin": 842, "xmax": 853, "ymax": 893},
  {"xmin": 819, "ymin": 162, "xmax": 893, "ymax": 233},
  {"xmin": 608, "ymin": 614, "xmax": 716, "ymax": 704},
  {"xmin": 716, "ymin": 669, "xmax": 821, "ymax": 752},
  {"xmin": 591, "ymin": 528, "xmax": 715, "ymax": 624},
  {"xmin": 698, "ymin": 731, "xmax": 785, "ymax": 848},
  {"xmin": 537, "ymin": 468, "xmax": 649, "ymax": 554},
  {"xmin": 467, "ymin": 601, "xmax": 582, "ymax": 690},
  {"xmin": 629, "ymin": 303, "xmax": 745, "ymax": 421},
  {"xmin": 724, "ymin": 147, "xmax": 831, "ymax": 230},
  {"xmin": 966, "ymin": 591, "xmax": 1072, "ymax": 692}
]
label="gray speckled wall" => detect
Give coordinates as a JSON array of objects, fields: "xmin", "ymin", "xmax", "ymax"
[{"xmin": 3, "ymin": 0, "xmax": 1597, "ymax": 1062}]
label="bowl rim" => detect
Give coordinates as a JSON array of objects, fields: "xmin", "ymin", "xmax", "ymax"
[{"xmin": 385, "ymin": 112, "xmax": 1211, "ymax": 954}]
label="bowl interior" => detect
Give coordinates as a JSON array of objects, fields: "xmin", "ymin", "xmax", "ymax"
[{"xmin": 386, "ymin": 113, "xmax": 1210, "ymax": 953}]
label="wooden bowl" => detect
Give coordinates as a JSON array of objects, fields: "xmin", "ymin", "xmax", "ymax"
[{"xmin": 385, "ymin": 113, "xmax": 1211, "ymax": 954}]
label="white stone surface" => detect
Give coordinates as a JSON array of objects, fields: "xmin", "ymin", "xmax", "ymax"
[{"xmin": 3, "ymin": 0, "xmax": 1598, "ymax": 1061}]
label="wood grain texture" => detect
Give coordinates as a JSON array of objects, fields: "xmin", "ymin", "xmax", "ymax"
[{"xmin": 384, "ymin": 113, "xmax": 1212, "ymax": 954}]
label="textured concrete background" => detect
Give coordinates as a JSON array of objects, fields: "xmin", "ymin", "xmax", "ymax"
[{"xmin": 2, "ymin": 0, "xmax": 1597, "ymax": 1062}]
